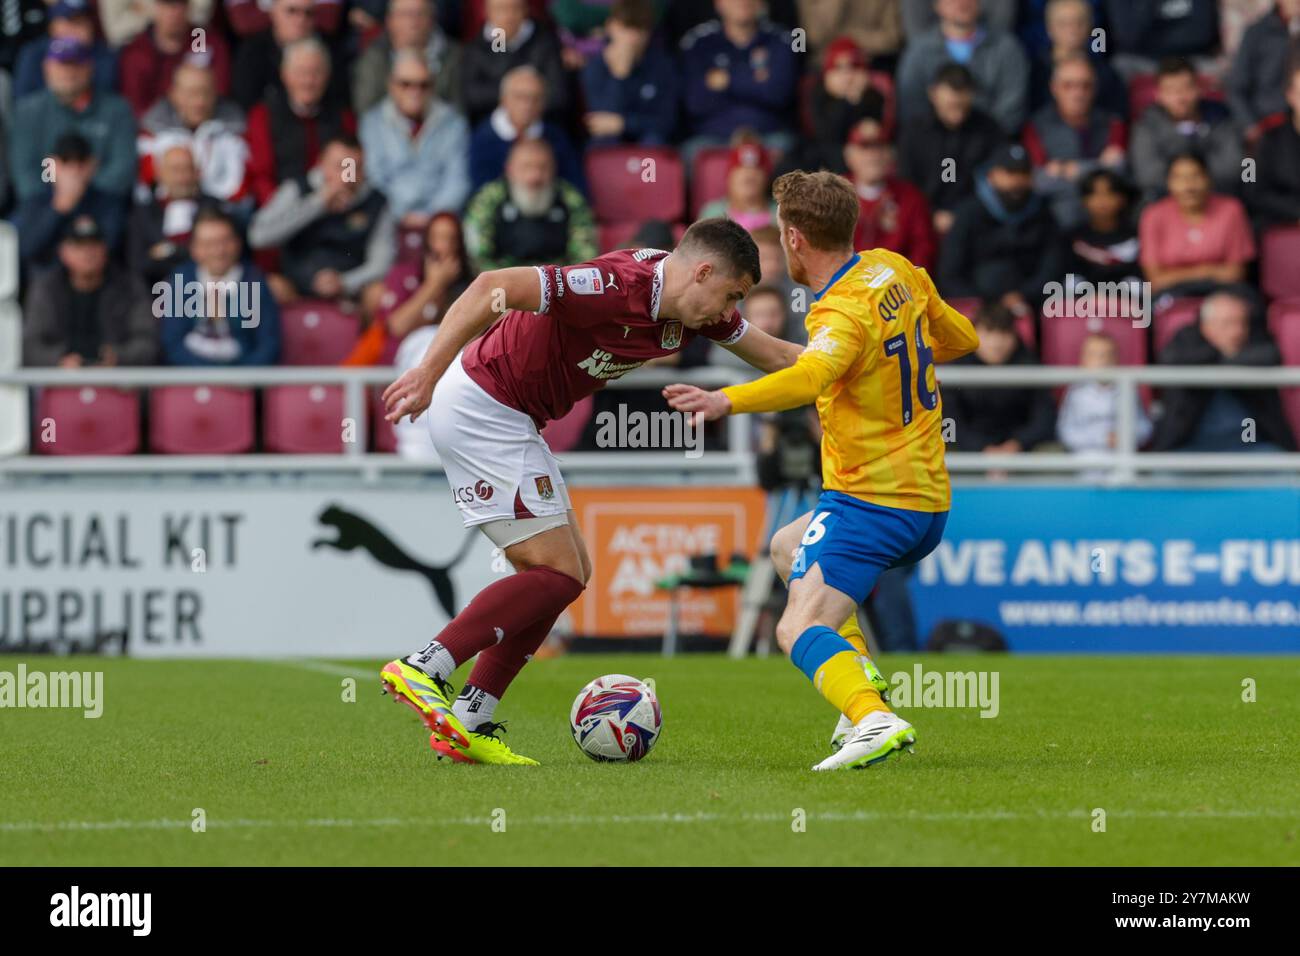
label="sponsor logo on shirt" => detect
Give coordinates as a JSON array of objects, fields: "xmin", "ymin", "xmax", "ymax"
[
  {"xmin": 807, "ymin": 327, "xmax": 838, "ymax": 355},
  {"xmin": 863, "ymin": 264, "xmax": 896, "ymax": 289},
  {"xmin": 577, "ymin": 347, "xmax": 645, "ymax": 380},
  {"xmin": 566, "ymin": 267, "xmax": 605, "ymax": 295}
]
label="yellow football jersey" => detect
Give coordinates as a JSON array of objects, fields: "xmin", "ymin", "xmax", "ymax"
[{"xmin": 722, "ymin": 249, "xmax": 979, "ymax": 512}]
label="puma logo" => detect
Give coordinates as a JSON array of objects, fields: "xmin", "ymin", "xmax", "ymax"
[{"xmin": 313, "ymin": 504, "xmax": 476, "ymax": 619}]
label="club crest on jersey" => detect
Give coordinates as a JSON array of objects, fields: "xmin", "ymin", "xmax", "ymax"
[
  {"xmin": 535, "ymin": 475, "xmax": 555, "ymax": 500},
  {"xmin": 660, "ymin": 320, "xmax": 683, "ymax": 349},
  {"xmin": 566, "ymin": 267, "xmax": 604, "ymax": 295}
]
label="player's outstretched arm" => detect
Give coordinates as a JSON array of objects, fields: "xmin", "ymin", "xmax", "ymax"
[
  {"xmin": 719, "ymin": 323, "xmax": 804, "ymax": 373},
  {"xmin": 383, "ymin": 267, "xmax": 542, "ymax": 423}
]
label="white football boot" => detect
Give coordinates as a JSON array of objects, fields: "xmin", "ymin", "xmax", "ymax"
[
  {"xmin": 813, "ymin": 710, "xmax": 916, "ymax": 771},
  {"xmin": 829, "ymin": 656, "xmax": 892, "ymax": 752}
]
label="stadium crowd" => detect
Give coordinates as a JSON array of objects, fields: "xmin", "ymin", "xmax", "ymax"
[{"xmin": 6, "ymin": 0, "xmax": 1300, "ymax": 458}]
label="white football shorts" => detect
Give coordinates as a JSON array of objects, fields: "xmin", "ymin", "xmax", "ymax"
[{"xmin": 427, "ymin": 353, "xmax": 572, "ymax": 530}]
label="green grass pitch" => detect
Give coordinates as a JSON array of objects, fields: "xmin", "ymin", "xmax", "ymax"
[{"xmin": 2, "ymin": 654, "xmax": 1298, "ymax": 866}]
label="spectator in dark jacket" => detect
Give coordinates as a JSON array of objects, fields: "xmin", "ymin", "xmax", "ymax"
[
  {"xmin": 23, "ymin": 215, "xmax": 156, "ymax": 368},
  {"xmin": 0, "ymin": 0, "xmax": 47, "ymax": 75},
  {"xmin": 128, "ymin": 142, "xmax": 221, "ymax": 287},
  {"xmin": 1151, "ymin": 291, "xmax": 1297, "ymax": 452},
  {"xmin": 1104, "ymin": 0, "xmax": 1220, "ymax": 72},
  {"xmin": 776, "ymin": 35, "xmax": 884, "ymax": 177},
  {"xmin": 459, "ymin": 0, "xmax": 568, "ymax": 126},
  {"xmin": 580, "ymin": 0, "xmax": 678, "ymax": 147},
  {"xmin": 244, "ymin": 37, "xmax": 355, "ymax": 205},
  {"xmin": 1226, "ymin": 0, "xmax": 1300, "ymax": 136},
  {"xmin": 1248, "ymin": 63, "xmax": 1300, "ymax": 229},
  {"xmin": 351, "ymin": 0, "xmax": 461, "ymax": 115},
  {"xmin": 1130, "ymin": 57, "xmax": 1244, "ymax": 201},
  {"xmin": 1022, "ymin": 52, "xmax": 1127, "ymax": 228},
  {"xmin": 158, "ymin": 206, "xmax": 281, "ymax": 366},
  {"xmin": 944, "ymin": 303, "xmax": 1058, "ymax": 454},
  {"xmin": 678, "ymin": 0, "xmax": 798, "ymax": 158},
  {"xmin": 247, "ymin": 135, "xmax": 396, "ymax": 309},
  {"xmin": 1027, "ymin": 0, "xmax": 1128, "ymax": 118},
  {"xmin": 230, "ymin": 0, "xmax": 342, "ymax": 109},
  {"xmin": 9, "ymin": 39, "xmax": 138, "ymax": 203},
  {"xmin": 939, "ymin": 143, "xmax": 1065, "ymax": 317},
  {"xmin": 1067, "ymin": 169, "xmax": 1142, "ymax": 286},
  {"xmin": 11, "ymin": 0, "xmax": 116, "ymax": 98},
  {"xmin": 844, "ymin": 119, "xmax": 937, "ymax": 270},
  {"xmin": 896, "ymin": 0, "xmax": 1030, "ymax": 135},
  {"xmin": 469, "ymin": 65, "xmax": 585, "ymax": 193},
  {"xmin": 117, "ymin": 0, "xmax": 232, "ymax": 117},
  {"xmin": 11, "ymin": 133, "xmax": 125, "ymax": 276},
  {"xmin": 897, "ymin": 62, "xmax": 1005, "ymax": 235}
]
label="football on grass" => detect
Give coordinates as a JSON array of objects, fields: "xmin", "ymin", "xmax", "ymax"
[{"xmin": 569, "ymin": 675, "xmax": 662, "ymax": 762}]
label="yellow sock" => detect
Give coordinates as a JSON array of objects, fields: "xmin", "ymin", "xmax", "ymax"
[
  {"xmin": 838, "ymin": 612, "xmax": 869, "ymax": 656},
  {"xmin": 814, "ymin": 651, "xmax": 890, "ymax": 724}
]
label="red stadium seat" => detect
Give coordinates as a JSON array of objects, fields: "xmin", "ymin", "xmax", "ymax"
[
  {"xmin": 1261, "ymin": 226, "xmax": 1300, "ymax": 301},
  {"xmin": 150, "ymin": 386, "xmax": 255, "ymax": 454},
  {"xmin": 1268, "ymin": 300, "xmax": 1300, "ymax": 439},
  {"xmin": 279, "ymin": 300, "xmax": 361, "ymax": 366},
  {"xmin": 371, "ymin": 388, "xmax": 397, "ymax": 453},
  {"xmin": 1040, "ymin": 312, "xmax": 1147, "ymax": 366},
  {"xmin": 585, "ymin": 146, "xmax": 685, "ymax": 224},
  {"xmin": 598, "ymin": 220, "xmax": 643, "ymax": 254},
  {"xmin": 395, "ymin": 225, "xmax": 425, "ymax": 264},
  {"xmin": 263, "ymin": 385, "xmax": 346, "ymax": 453},
  {"xmin": 1152, "ymin": 297, "xmax": 1205, "ymax": 354},
  {"xmin": 541, "ymin": 395, "xmax": 594, "ymax": 453},
  {"xmin": 691, "ymin": 146, "xmax": 734, "ymax": 219},
  {"xmin": 34, "ymin": 387, "xmax": 140, "ymax": 455}
]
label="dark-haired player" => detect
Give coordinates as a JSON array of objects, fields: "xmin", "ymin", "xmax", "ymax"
[{"xmin": 380, "ymin": 217, "xmax": 800, "ymax": 764}]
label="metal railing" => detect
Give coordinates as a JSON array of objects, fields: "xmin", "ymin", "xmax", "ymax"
[{"xmin": 3, "ymin": 363, "xmax": 1300, "ymax": 484}]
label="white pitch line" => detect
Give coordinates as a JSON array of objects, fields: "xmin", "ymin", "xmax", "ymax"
[
  {"xmin": 4, "ymin": 807, "xmax": 1299, "ymax": 834},
  {"xmin": 272, "ymin": 660, "xmax": 376, "ymax": 680}
]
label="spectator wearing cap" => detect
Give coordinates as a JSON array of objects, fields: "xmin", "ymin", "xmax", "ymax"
[
  {"xmin": 1227, "ymin": 0, "xmax": 1300, "ymax": 138},
  {"xmin": 11, "ymin": 133, "xmax": 126, "ymax": 275},
  {"xmin": 117, "ymin": 0, "xmax": 232, "ymax": 118},
  {"xmin": 777, "ymin": 36, "xmax": 885, "ymax": 177},
  {"xmin": 844, "ymin": 118, "xmax": 936, "ymax": 270},
  {"xmin": 128, "ymin": 142, "xmax": 223, "ymax": 287},
  {"xmin": 678, "ymin": 0, "xmax": 799, "ymax": 160},
  {"xmin": 1026, "ymin": 0, "xmax": 1127, "ymax": 119},
  {"xmin": 580, "ymin": 0, "xmax": 678, "ymax": 148},
  {"xmin": 460, "ymin": 0, "xmax": 568, "ymax": 127},
  {"xmin": 244, "ymin": 36, "xmax": 355, "ymax": 205},
  {"xmin": 23, "ymin": 215, "xmax": 157, "ymax": 368},
  {"xmin": 231, "ymin": 0, "xmax": 341, "ymax": 110},
  {"xmin": 359, "ymin": 51, "xmax": 471, "ymax": 227},
  {"xmin": 12, "ymin": 0, "xmax": 116, "ymax": 98},
  {"xmin": 247, "ymin": 135, "xmax": 395, "ymax": 310},
  {"xmin": 897, "ymin": 62, "xmax": 1005, "ymax": 235},
  {"xmin": 796, "ymin": 0, "xmax": 903, "ymax": 62},
  {"xmin": 1104, "ymin": 0, "xmax": 1221, "ymax": 75},
  {"xmin": 1151, "ymin": 291, "xmax": 1296, "ymax": 452},
  {"xmin": 699, "ymin": 142, "xmax": 777, "ymax": 231},
  {"xmin": 939, "ymin": 142, "xmax": 1065, "ymax": 317},
  {"xmin": 896, "ymin": 0, "xmax": 1030, "ymax": 135},
  {"xmin": 351, "ymin": 0, "xmax": 461, "ymax": 116},
  {"xmin": 1139, "ymin": 151, "xmax": 1256, "ymax": 297},
  {"xmin": 1130, "ymin": 57, "xmax": 1243, "ymax": 203},
  {"xmin": 943, "ymin": 303, "xmax": 1058, "ymax": 456},
  {"xmin": 10, "ymin": 38, "xmax": 137, "ymax": 203},
  {"xmin": 1248, "ymin": 62, "xmax": 1300, "ymax": 229},
  {"xmin": 468, "ymin": 65, "xmax": 584, "ymax": 193},
  {"xmin": 1022, "ymin": 52, "xmax": 1127, "ymax": 228},
  {"xmin": 159, "ymin": 205, "xmax": 281, "ymax": 366},
  {"xmin": 464, "ymin": 138, "xmax": 597, "ymax": 272},
  {"xmin": 140, "ymin": 62, "xmax": 250, "ymax": 204}
]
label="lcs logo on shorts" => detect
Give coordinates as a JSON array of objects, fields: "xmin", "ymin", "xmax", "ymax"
[
  {"xmin": 454, "ymin": 480, "xmax": 495, "ymax": 505},
  {"xmin": 660, "ymin": 320, "xmax": 683, "ymax": 349},
  {"xmin": 534, "ymin": 476, "xmax": 555, "ymax": 500},
  {"xmin": 566, "ymin": 267, "xmax": 604, "ymax": 295}
]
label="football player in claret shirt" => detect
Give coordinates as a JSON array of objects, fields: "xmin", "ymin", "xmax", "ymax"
[
  {"xmin": 666, "ymin": 171, "xmax": 980, "ymax": 771},
  {"xmin": 380, "ymin": 218, "xmax": 802, "ymax": 764}
]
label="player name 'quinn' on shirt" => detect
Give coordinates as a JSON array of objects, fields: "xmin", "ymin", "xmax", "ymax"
[{"xmin": 461, "ymin": 248, "xmax": 748, "ymax": 426}]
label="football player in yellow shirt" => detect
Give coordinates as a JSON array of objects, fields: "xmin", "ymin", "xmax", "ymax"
[{"xmin": 665, "ymin": 171, "xmax": 979, "ymax": 770}]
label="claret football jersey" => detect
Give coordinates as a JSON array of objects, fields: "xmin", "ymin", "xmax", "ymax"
[{"xmin": 461, "ymin": 249, "xmax": 748, "ymax": 425}]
